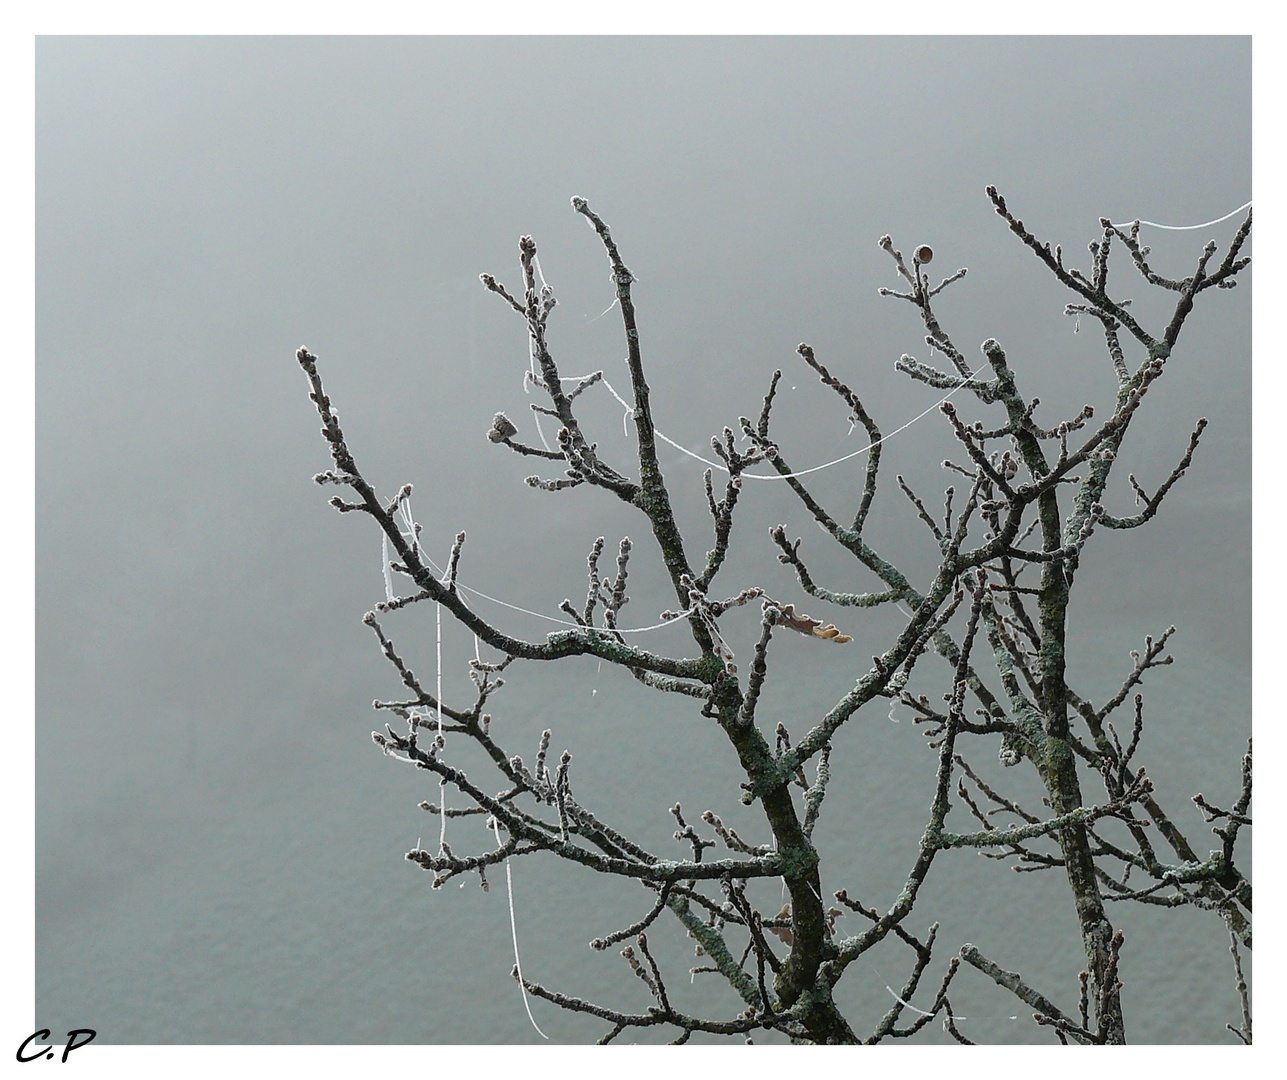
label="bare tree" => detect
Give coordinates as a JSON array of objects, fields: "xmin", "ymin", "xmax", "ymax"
[{"xmin": 297, "ymin": 189, "xmax": 1251, "ymax": 1044}]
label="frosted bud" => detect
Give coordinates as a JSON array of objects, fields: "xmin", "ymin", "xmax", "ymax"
[{"xmin": 488, "ymin": 413, "xmax": 518, "ymax": 443}]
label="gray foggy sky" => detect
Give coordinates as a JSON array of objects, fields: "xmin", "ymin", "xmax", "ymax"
[{"xmin": 36, "ymin": 37, "xmax": 1249, "ymax": 1045}]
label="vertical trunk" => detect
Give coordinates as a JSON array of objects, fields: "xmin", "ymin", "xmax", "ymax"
[
  {"xmin": 1036, "ymin": 548, "xmax": 1126, "ymax": 1043},
  {"xmin": 716, "ymin": 697, "xmax": 856, "ymax": 1043},
  {"xmin": 987, "ymin": 340, "xmax": 1126, "ymax": 1043}
]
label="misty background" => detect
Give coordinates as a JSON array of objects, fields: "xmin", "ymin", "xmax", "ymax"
[{"xmin": 36, "ymin": 37, "xmax": 1251, "ymax": 1044}]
